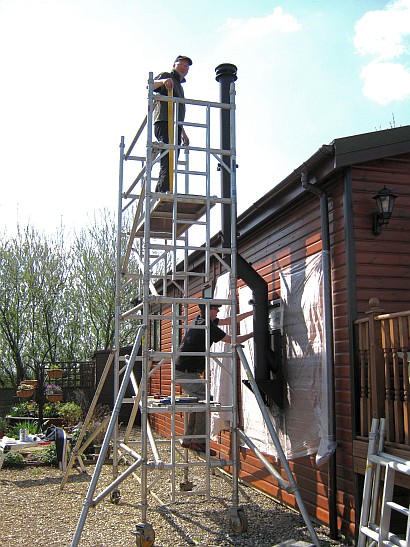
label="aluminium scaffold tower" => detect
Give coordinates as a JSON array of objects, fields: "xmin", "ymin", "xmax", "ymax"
[{"xmin": 70, "ymin": 63, "xmax": 321, "ymax": 547}]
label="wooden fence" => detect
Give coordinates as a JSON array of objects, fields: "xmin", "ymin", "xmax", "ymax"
[
  {"xmin": 56, "ymin": 361, "xmax": 95, "ymax": 389},
  {"xmin": 355, "ymin": 298, "xmax": 410, "ymax": 448}
]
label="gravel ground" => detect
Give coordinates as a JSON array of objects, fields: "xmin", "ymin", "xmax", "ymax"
[{"xmin": 0, "ymin": 456, "xmax": 353, "ymax": 547}]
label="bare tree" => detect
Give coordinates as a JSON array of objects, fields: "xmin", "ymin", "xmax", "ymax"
[
  {"xmin": 73, "ymin": 209, "xmax": 140, "ymax": 352},
  {"xmin": 0, "ymin": 227, "xmax": 34, "ymax": 384},
  {"xmin": 0, "ymin": 225, "xmax": 73, "ymax": 385},
  {"xmin": 0, "ymin": 211, "xmax": 140, "ymax": 389}
]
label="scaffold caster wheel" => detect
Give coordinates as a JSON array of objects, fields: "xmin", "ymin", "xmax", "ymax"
[
  {"xmin": 110, "ymin": 489, "xmax": 121, "ymax": 504},
  {"xmin": 180, "ymin": 481, "xmax": 195, "ymax": 491},
  {"xmin": 229, "ymin": 507, "xmax": 248, "ymax": 533},
  {"xmin": 132, "ymin": 522, "xmax": 155, "ymax": 547}
]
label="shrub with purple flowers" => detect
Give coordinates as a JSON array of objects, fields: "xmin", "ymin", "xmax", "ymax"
[{"xmin": 45, "ymin": 383, "xmax": 63, "ymax": 395}]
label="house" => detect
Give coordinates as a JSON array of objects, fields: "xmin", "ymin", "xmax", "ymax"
[{"xmin": 148, "ymin": 124, "xmax": 410, "ymax": 541}]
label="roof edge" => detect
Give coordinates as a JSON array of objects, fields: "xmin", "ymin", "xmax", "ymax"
[{"xmin": 237, "ymin": 125, "xmax": 410, "ymax": 237}]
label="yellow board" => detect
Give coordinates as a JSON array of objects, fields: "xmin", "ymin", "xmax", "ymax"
[{"xmin": 167, "ymin": 89, "xmax": 174, "ymax": 193}]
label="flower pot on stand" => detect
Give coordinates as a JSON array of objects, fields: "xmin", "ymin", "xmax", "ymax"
[
  {"xmin": 23, "ymin": 380, "xmax": 38, "ymax": 388},
  {"xmin": 47, "ymin": 369, "xmax": 63, "ymax": 379},
  {"xmin": 46, "ymin": 394, "xmax": 63, "ymax": 403},
  {"xmin": 17, "ymin": 389, "xmax": 35, "ymax": 398}
]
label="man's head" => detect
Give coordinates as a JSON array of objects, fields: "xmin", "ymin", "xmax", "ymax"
[
  {"xmin": 199, "ymin": 301, "xmax": 221, "ymax": 318},
  {"xmin": 173, "ymin": 55, "xmax": 192, "ymax": 79}
]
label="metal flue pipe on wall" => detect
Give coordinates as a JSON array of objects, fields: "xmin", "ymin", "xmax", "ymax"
[
  {"xmin": 215, "ymin": 63, "xmax": 237, "ymax": 251},
  {"xmin": 215, "ymin": 64, "xmax": 281, "ymax": 406}
]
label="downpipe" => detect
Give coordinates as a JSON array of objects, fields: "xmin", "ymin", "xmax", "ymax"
[{"xmin": 301, "ymin": 171, "xmax": 338, "ymax": 540}]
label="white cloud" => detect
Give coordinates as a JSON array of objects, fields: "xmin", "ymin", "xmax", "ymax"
[
  {"xmin": 354, "ymin": 0, "xmax": 410, "ymax": 104},
  {"xmin": 219, "ymin": 6, "xmax": 301, "ymax": 43},
  {"xmin": 354, "ymin": 0, "xmax": 410, "ymax": 59},
  {"xmin": 361, "ymin": 60, "xmax": 410, "ymax": 104}
]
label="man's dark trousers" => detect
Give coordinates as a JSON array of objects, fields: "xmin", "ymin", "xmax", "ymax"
[{"xmin": 154, "ymin": 121, "xmax": 182, "ymax": 192}]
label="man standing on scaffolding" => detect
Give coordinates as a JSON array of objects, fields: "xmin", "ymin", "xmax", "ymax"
[
  {"xmin": 175, "ymin": 301, "xmax": 253, "ymax": 455},
  {"xmin": 152, "ymin": 55, "xmax": 192, "ymax": 192}
]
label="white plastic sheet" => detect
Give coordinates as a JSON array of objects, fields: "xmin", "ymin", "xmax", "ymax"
[
  {"xmin": 210, "ymin": 272, "xmax": 233, "ymax": 438},
  {"xmin": 240, "ymin": 252, "xmax": 336, "ymax": 464}
]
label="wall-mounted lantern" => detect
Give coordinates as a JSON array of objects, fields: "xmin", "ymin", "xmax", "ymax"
[{"xmin": 372, "ymin": 186, "xmax": 397, "ymax": 236}]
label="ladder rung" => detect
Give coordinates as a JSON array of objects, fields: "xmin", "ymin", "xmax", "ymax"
[
  {"xmin": 361, "ymin": 526, "xmax": 407, "ymax": 547},
  {"xmin": 386, "ymin": 501, "xmax": 409, "ymax": 517},
  {"xmin": 181, "ymin": 121, "xmax": 208, "ymax": 128},
  {"xmin": 175, "ymin": 219, "xmax": 207, "ymax": 225},
  {"xmin": 371, "ymin": 453, "xmax": 410, "ymax": 475},
  {"xmin": 175, "ymin": 169, "xmax": 207, "ymax": 176},
  {"xmin": 360, "ymin": 526, "xmax": 379, "ymax": 541},
  {"xmin": 172, "ymin": 272, "xmax": 207, "ymax": 278},
  {"xmin": 382, "ymin": 534, "xmax": 407, "ymax": 547},
  {"xmin": 125, "ymin": 155, "xmax": 146, "ymax": 162}
]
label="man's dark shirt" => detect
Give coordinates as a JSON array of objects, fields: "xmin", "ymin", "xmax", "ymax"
[
  {"xmin": 153, "ymin": 69, "xmax": 186, "ymax": 124},
  {"xmin": 175, "ymin": 315, "xmax": 226, "ymax": 373}
]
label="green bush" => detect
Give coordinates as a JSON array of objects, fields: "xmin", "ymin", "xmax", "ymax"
[
  {"xmin": 58, "ymin": 402, "xmax": 83, "ymax": 426},
  {"xmin": 3, "ymin": 451, "xmax": 25, "ymax": 468},
  {"xmin": 43, "ymin": 402, "xmax": 61, "ymax": 418},
  {"xmin": 9, "ymin": 401, "xmax": 38, "ymax": 417},
  {"xmin": 39, "ymin": 443, "xmax": 57, "ymax": 466}
]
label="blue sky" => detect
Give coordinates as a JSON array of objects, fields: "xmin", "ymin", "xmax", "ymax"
[{"xmin": 1, "ymin": 0, "xmax": 409, "ymax": 235}]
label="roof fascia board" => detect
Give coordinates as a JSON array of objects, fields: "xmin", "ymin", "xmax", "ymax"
[
  {"xmin": 238, "ymin": 126, "xmax": 410, "ymax": 239},
  {"xmin": 334, "ymin": 141, "xmax": 410, "ymax": 168},
  {"xmin": 333, "ymin": 125, "xmax": 410, "ymax": 167}
]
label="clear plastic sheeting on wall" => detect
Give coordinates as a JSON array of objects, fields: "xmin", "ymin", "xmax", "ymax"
[
  {"xmin": 239, "ymin": 252, "xmax": 336, "ymax": 465},
  {"xmin": 210, "ymin": 272, "xmax": 233, "ymax": 438}
]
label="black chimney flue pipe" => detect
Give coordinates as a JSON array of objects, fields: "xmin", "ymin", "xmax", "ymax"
[
  {"xmin": 215, "ymin": 63, "xmax": 237, "ymax": 249},
  {"xmin": 215, "ymin": 64, "xmax": 281, "ymax": 405}
]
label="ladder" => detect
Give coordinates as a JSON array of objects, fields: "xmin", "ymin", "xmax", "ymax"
[
  {"xmin": 358, "ymin": 418, "xmax": 410, "ymax": 547},
  {"xmin": 70, "ymin": 68, "xmax": 321, "ymax": 547}
]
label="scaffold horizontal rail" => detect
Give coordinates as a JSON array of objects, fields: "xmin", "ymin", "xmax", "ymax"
[{"xmin": 145, "ymin": 295, "xmax": 234, "ymax": 307}]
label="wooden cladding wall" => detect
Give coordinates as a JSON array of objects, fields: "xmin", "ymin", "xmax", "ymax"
[
  {"xmin": 237, "ymin": 182, "xmax": 355, "ymax": 537},
  {"xmin": 351, "ymin": 154, "xmax": 410, "ymax": 315},
  {"xmin": 350, "ymin": 153, "xmax": 410, "ymax": 494},
  {"xmin": 149, "ymin": 181, "xmax": 357, "ymax": 536},
  {"xmin": 148, "ymin": 177, "xmax": 361, "ymax": 537}
]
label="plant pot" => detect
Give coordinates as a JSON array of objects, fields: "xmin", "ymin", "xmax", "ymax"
[
  {"xmin": 46, "ymin": 394, "xmax": 63, "ymax": 402},
  {"xmin": 17, "ymin": 389, "xmax": 35, "ymax": 398},
  {"xmin": 47, "ymin": 369, "xmax": 63, "ymax": 379},
  {"xmin": 23, "ymin": 380, "xmax": 38, "ymax": 387}
]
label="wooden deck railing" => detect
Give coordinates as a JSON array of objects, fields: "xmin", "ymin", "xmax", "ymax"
[{"xmin": 355, "ymin": 298, "xmax": 410, "ymax": 448}]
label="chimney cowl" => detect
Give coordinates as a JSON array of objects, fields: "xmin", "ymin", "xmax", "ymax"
[{"xmin": 215, "ymin": 63, "xmax": 238, "ymax": 82}]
